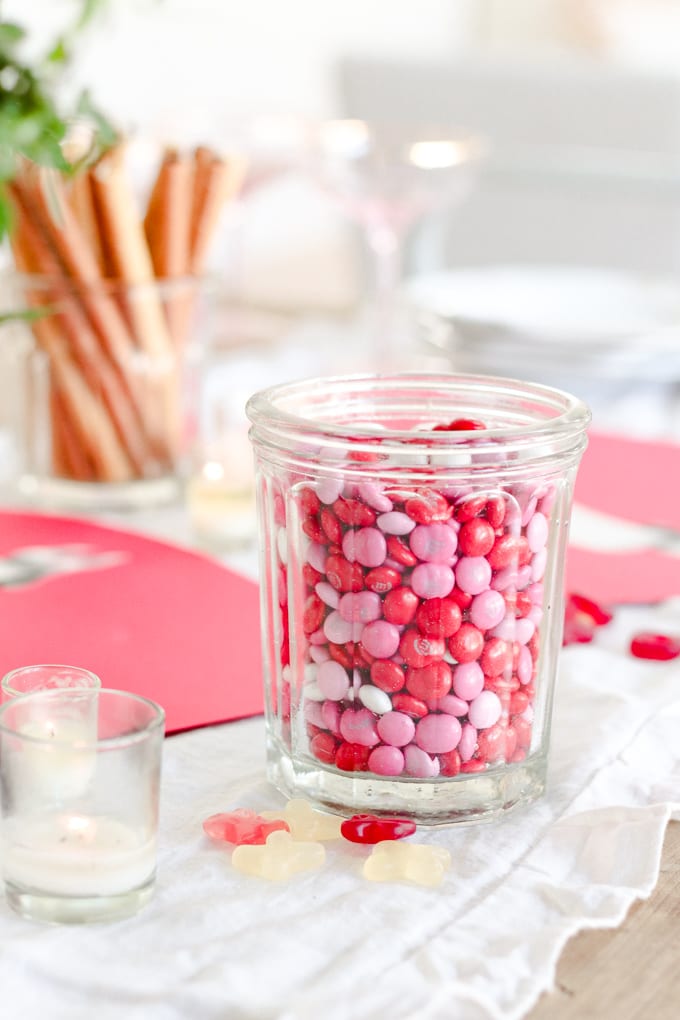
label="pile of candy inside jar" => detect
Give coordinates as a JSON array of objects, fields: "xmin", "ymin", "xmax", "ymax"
[{"xmin": 273, "ymin": 418, "xmax": 551, "ymax": 782}]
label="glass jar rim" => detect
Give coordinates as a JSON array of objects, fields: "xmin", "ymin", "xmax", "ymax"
[
  {"xmin": 246, "ymin": 371, "xmax": 591, "ymax": 451},
  {"xmin": 0, "ymin": 688, "xmax": 166, "ymax": 749},
  {"xmin": 2, "ymin": 664, "xmax": 101, "ymax": 697}
]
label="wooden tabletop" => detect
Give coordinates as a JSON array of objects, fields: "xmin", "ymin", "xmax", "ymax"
[{"xmin": 528, "ymin": 820, "xmax": 680, "ymax": 1020}]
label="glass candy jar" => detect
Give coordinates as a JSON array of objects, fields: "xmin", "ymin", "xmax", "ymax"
[{"xmin": 247, "ymin": 373, "xmax": 590, "ymax": 824}]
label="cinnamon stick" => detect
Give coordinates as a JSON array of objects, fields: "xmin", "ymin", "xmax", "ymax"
[
  {"xmin": 145, "ymin": 149, "xmax": 193, "ymax": 278},
  {"xmin": 68, "ymin": 170, "xmax": 109, "ymax": 276},
  {"xmin": 10, "ymin": 219, "xmax": 135, "ymax": 482},
  {"xmin": 144, "ymin": 149, "xmax": 195, "ymax": 346},
  {"xmin": 50, "ymin": 387, "xmax": 97, "ymax": 481},
  {"xmin": 8, "ymin": 180, "xmax": 154, "ymax": 477},
  {"xmin": 190, "ymin": 146, "xmax": 246, "ymax": 274},
  {"xmin": 90, "ymin": 147, "xmax": 180, "ymax": 458},
  {"xmin": 90, "ymin": 147, "xmax": 174, "ymax": 359}
]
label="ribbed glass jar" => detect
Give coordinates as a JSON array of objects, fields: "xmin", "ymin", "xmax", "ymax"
[{"xmin": 247, "ymin": 373, "xmax": 590, "ymax": 824}]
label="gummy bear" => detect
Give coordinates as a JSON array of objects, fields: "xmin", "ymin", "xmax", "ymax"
[
  {"xmin": 630, "ymin": 631, "xmax": 680, "ymax": 661},
  {"xmin": 362, "ymin": 840, "xmax": 451, "ymax": 887},
  {"xmin": 231, "ymin": 829, "xmax": 325, "ymax": 881},
  {"xmin": 203, "ymin": 809, "xmax": 289, "ymax": 845},
  {"xmin": 261, "ymin": 799, "xmax": 343, "ymax": 841},
  {"xmin": 341, "ymin": 814, "xmax": 416, "ymax": 844}
]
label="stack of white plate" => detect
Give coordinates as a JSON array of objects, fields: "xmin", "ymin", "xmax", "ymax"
[{"xmin": 406, "ymin": 266, "xmax": 680, "ymax": 396}]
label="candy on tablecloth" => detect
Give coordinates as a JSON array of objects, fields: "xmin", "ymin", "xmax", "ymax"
[
  {"xmin": 340, "ymin": 814, "xmax": 416, "ymax": 844},
  {"xmin": 362, "ymin": 840, "xmax": 451, "ymax": 887},
  {"xmin": 261, "ymin": 799, "xmax": 343, "ymax": 841},
  {"xmin": 231, "ymin": 830, "xmax": 325, "ymax": 881},
  {"xmin": 203, "ymin": 809, "xmax": 289, "ymax": 845},
  {"xmin": 629, "ymin": 631, "xmax": 680, "ymax": 661}
]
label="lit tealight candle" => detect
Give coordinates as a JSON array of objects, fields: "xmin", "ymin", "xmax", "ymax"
[{"xmin": 2, "ymin": 812, "xmax": 157, "ymax": 898}]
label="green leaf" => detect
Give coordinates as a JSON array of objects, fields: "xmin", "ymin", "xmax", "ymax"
[
  {"xmin": 0, "ymin": 22, "xmax": 26, "ymax": 50},
  {"xmin": 0, "ymin": 183, "xmax": 13, "ymax": 241},
  {"xmin": 76, "ymin": 89, "xmax": 118, "ymax": 150},
  {"xmin": 0, "ymin": 307, "xmax": 51, "ymax": 326},
  {"xmin": 46, "ymin": 38, "xmax": 68, "ymax": 65},
  {"xmin": 77, "ymin": 0, "xmax": 108, "ymax": 31}
]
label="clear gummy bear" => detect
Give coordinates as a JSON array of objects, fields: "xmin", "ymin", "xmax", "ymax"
[
  {"xmin": 231, "ymin": 829, "xmax": 326, "ymax": 881},
  {"xmin": 362, "ymin": 840, "xmax": 451, "ymax": 887}
]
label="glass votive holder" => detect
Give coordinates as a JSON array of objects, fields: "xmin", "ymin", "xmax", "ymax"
[
  {"xmin": 2, "ymin": 664, "xmax": 102, "ymax": 700},
  {"xmin": 0, "ymin": 688, "xmax": 165, "ymax": 924},
  {"xmin": 1, "ymin": 273, "xmax": 210, "ymax": 511},
  {"xmin": 247, "ymin": 372, "xmax": 590, "ymax": 824}
]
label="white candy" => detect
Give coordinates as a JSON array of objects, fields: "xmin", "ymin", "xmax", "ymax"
[
  {"xmin": 304, "ymin": 681, "xmax": 326, "ymax": 702},
  {"xmin": 304, "ymin": 663, "xmax": 318, "ymax": 685},
  {"xmin": 358, "ymin": 685, "xmax": 393, "ymax": 715},
  {"xmin": 276, "ymin": 527, "xmax": 288, "ymax": 565},
  {"xmin": 428, "ymin": 450, "xmax": 473, "ymax": 468}
]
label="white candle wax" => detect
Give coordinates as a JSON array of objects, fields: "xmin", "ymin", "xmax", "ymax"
[
  {"xmin": 2, "ymin": 814, "xmax": 157, "ymax": 897},
  {"xmin": 13, "ymin": 718, "xmax": 97, "ymax": 801}
]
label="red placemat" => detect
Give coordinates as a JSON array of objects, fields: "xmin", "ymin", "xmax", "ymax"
[
  {"xmin": 0, "ymin": 510, "xmax": 264, "ymax": 734},
  {"xmin": 569, "ymin": 431, "xmax": 680, "ymax": 604}
]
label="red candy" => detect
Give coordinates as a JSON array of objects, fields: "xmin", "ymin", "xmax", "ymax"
[
  {"xmin": 405, "ymin": 489, "xmax": 452, "ymax": 524},
  {"xmin": 341, "ymin": 814, "xmax": 417, "ymax": 843},
  {"xmin": 311, "ymin": 732, "xmax": 338, "ymax": 764},
  {"xmin": 406, "ymin": 660, "xmax": 452, "ymax": 700},
  {"xmin": 303, "ymin": 594, "xmax": 325, "ymax": 635},
  {"xmin": 630, "ymin": 632, "xmax": 680, "ymax": 661},
  {"xmin": 454, "ymin": 494, "xmax": 487, "ymax": 522},
  {"xmin": 415, "ymin": 597, "xmax": 462, "ymax": 638},
  {"xmin": 448, "ymin": 622, "xmax": 484, "ymax": 663},
  {"xmin": 399, "ymin": 629, "xmax": 446, "ymax": 668},
  {"xmin": 383, "ymin": 586, "xmax": 419, "ymax": 625},
  {"xmin": 458, "ymin": 518, "xmax": 495, "ymax": 557},
  {"xmin": 302, "ymin": 515, "xmax": 326, "ymax": 543},
  {"xmin": 563, "ymin": 591, "xmax": 613, "ymax": 646},
  {"xmin": 391, "ymin": 693, "xmax": 429, "ymax": 718},
  {"xmin": 335, "ymin": 742, "xmax": 371, "ymax": 771},
  {"xmin": 320, "ymin": 508, "xmax": 343, "ymax": 545},
  {"xmin": 432, "ymin": 418, "xmax": 486, "ymax": 431},
  {"xmin": 371, "ymin": 659, "xmax": 406, "ymax": 693},
  {"xmin": 298, "ymin": 487, "xmax": 320, "ymax": 516},
  {"xmin": 386, "ymin": 535, "xmax": 418, "ymax": 567},
  {"xmin": 325, "ymin": 554, "xmax": 364, "ymax": 592},
  {"xmin": 203, "ymin": 810, "xmax": 290, "ymax": 846},
  {"xmin": 480, "ymin": 637, "xmax": 512, "ymax": 677},
  {"xmin": 365, "ymin": 566, "xmax": 402, "ymax": 594},
  {"xmin": 486, "ymin": 534, "xmax": 520, "ymax": 569},
  {"xmin": 333, "ymin": 497, "xmax": 377, "ymax": 527}
]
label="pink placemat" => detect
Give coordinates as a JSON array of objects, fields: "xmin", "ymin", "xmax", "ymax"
[
  {"xmin": 0, "ymin": 510, "xmax": 264, "ymax": 734},
  {"xmin": 575, "ymin": 430, "xmax": 680, "ymax": 530},
  {"xmin": 569, "ymin": 431, "xmax": 680, "ymax": 604}
]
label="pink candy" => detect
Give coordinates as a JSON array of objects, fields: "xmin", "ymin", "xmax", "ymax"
[{"xmin": 276, "ymin": 469, "xmax": 554, "ymax": 779}]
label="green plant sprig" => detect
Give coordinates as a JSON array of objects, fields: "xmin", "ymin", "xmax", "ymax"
[{"xmin": 0, "ymin": 0, "xmax": 115, "ymax": 240}]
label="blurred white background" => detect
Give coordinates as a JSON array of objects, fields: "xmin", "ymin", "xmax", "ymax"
[{"xmin": 6, "ymin": 0, "xmax": 680, "ymax": 310}]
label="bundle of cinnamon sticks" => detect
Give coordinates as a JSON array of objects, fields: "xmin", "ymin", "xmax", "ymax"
[{"xmin": 8, "ymin": 144, "xmax": 246, "ymax": 485}]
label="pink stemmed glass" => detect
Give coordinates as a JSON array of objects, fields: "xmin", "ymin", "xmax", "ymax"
[{"xmin": 306, "ymin": 118, "xmax": 486, "ymax": 366}]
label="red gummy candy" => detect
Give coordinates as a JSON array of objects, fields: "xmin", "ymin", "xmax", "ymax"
[
  {"xmin": 340, "ymin": 814, "xmax": 417, "ymax": 844},
  {"xmin": 563, "ymin": 591, "xmax": 613, "ymax": 646},
  {"xmin": 203, "ymin": 809, "xmax": 289, "ymax": 845},
  {"xmin": 629, "ymin": 632, "xmax": 680, "ymax": 661}
]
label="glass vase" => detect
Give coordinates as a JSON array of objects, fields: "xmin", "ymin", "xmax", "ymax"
[{"xmin": 247, "ymin": 372, "xmax": 590, "ymax": 824}]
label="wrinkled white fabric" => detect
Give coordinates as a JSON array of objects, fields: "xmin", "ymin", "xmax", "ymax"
[{"xmin": 0, "ymin": 599, "xmax": 677, "ymax": 1020}]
